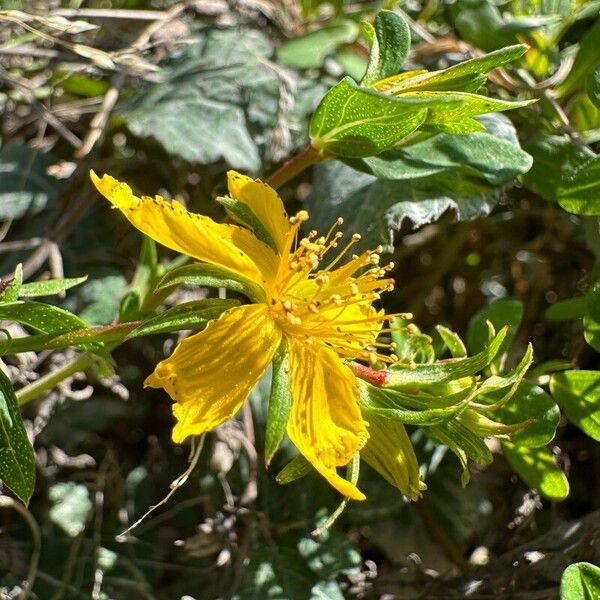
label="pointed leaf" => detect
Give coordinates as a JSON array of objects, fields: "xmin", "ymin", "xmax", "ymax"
[
  {"xmin": 265, "ymin": 340, "xmax": 292, "ymax": 465},
  {"xmin": 386, "ymin": 327, "xmax": 507, "ymax": 387},
  {"xmin": 361, "ymin": 10, "xmax": 410, "ymax": 85},
  {"xmin": 0, "ymin": 369, "xmax": 35, "ymax": 504},
  {"xmin": 155, "ymin": 263, "xmax": 265, "ymax": 303},
  {"xmin": 18, "ymin": 276, "xmax": 88, "ymax": 298},
  {"xmin": 0, "ymin": 301, "xmax": 88, "ymax": 334},
  {"xmin": 126, "ymin": 299, "xmax": 238, "ymax": 339}
]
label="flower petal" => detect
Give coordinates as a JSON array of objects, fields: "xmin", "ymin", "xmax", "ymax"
[
  {"xmin": 145, "ymin": 304, "xmax": 281, "ymax": 443},
  {"xmin": 227, "ymin": 171, "xmax": 290, "ymax": 254},
  {"xmin": 91, "ymin": 171, "xmax": 278, "ymax": 289},
  {"xmin": 360, "ymin": 408, "xmax": 426, "ymax": 501},
  {"xmin": 286, "ymin": 339, "xmax": 369, "ymax": 500}
]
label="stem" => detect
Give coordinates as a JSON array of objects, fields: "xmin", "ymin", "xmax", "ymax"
[
  {"xmin": 266, "ymin": 145, "xmax": 324, "ymax": 190},
  {"xmin": 0, "ymin": 321, "xmax": 142, "ymax": 355},
  {"xmin": 16, "ymin": 352, "xmax": 98, "ymax": 405}
]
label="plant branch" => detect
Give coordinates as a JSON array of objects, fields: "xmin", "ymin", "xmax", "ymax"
[{"xmin": 266, "ymin": 145, "xmax": 324, "ymax": 190}]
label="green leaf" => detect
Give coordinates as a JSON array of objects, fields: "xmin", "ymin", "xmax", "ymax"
[
  {"xmin": 130, "ymin": 236, "xmax": 159, "ymax": 308},
  {"xmin": 587, "ymin": 280, "xmax": 600, "ymax": 323},
  {"xmin": 557, "ymin": 155, "xmax": 600, "ymax": 215},
  {"xmin": 360, "ymin": 382, "xmax": 472, "ymax": 425},
  {"xmin": 586, "ymin": 64, "xmax": 600, "ymax": 110},
  {"xmin": 390, "ymin": 319, "xmax": 435, "ymax": 363},
  {"xmin": 584, "ymin": 314, "xmax": 600, "ymax": 352},
  {"xmin": 155, "ymin": 263, "xmax": 265, "ymax": 303},
  {"xmin": 376, "ymin": 44, "xmax": 527, "ymax": 94},
  {"xmin": 386, "ymin": 327, "xmax": 507, "ymax": 387},
  {"xmin": 409, "ymin": 91, "xmax": 533, "ymax": 132},
  {"xmin": 522, "ymin": 135, "xmax": 596, "ymax": 203},
  {"xmin": 18, "ymin": 276, "xmax": 88, "ymax": 298},
  {"xmin": 0, "ymin": 369, "xmax": 35, "ymax": 504},
  {"xmin": 436, "ymin": 325, "xmax": 467, "ymax": 358},
  {"xmin": 361, "ymin": 10, "xmax": 411, "ymax": 85},
  {"xmin": 276, "ymin": 455, "xmax": 312, "ymax": 485},
  {"xmin": 0, "ymin": 141, "xmax": 62, "ymax": 220},
  {"xmin": 307, "ymin": 114, "xmax": 532, "ymax": 249},
  {"xmin": 348, "ymin": 113, "xmax": 533, "ymax": 186},
  {"xmin": 494, "ymin": 383, "xmax": 560, "ymax": 447},
  {"xmin": 545, "ymin": 296, "xmax": 587, "ymax": 321},
  {"xmin": 466, "ymin": 297, "xmax": 523, "ymax": 355},
  {"xmin": 126, "ymin": 299, "xmax": 238, "ymax": 339},
  {"xmin": 310, "ymin": 77, "xmax": 454, "ymax": 157},
  {"xmin": 265, "ymin": 340, "xmax": 292, "ymax": 465},
  {"xmin": 501, "ymin": 443, "xmax": 569, "ymax": 501},
  {"xmin": 277, "ymin": 20, "xmax": 358, "ymax": 69},
  {"xmin": 122, "ymin": 28, "xmax": 285, "ymax": 171},
  {"xmin": 550, "ymin": 370, "xmax": 600, "ymax": 441},
  {"xmin": 236, "ymin": 541, "xmax": 318, "ymax": 600},
  {"xmin": 557, "ymin": 19, "xmax": 600, "ymax": 98},
  {"xmin": 0, "ymin": 301, "xmax": 89, "ymax": 334},
  {"xmin": 560, "ymin": 562, "xmax": 600, "ymax": 600},
  {"xmin": 216, "ymin": 195, "xmax": 277, "ymax": 252},
  {"xmin": 0, "ymin": 263, "xmax": 23, "ymax": 303}
]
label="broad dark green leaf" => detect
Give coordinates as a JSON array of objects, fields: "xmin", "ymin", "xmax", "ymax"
[
  {"xmin": 550, "ymin": 370, "xmax": 600, "ymax": 441},
  {"xmin": 126, "ymin": 299, "xmax": 238, "ymax": 339},
  {"xmin": 277, "ymin": 20, "xmax": 358, "ymax": 69},
  {"xmin": 18, "ymin": 276, "xmax": 88, "ymax": 298},
  {"xmin": 545, "ymin": 297, "xmax": 587, "ymax": 321},
  {"xmin": 494, "ymin": 383, "xmax": 560, "ymax": 447},
  {"xmin": 361, "ymin": 10, "xmax": 410, "ymax": 85},
  {"xmin": 265, "ymin": 340, "xmax": 292, "ymax": 465},
  {"xmin": 501, "ymin": 442, "xmax": 569, "ymax": 501},
  {"xmin": 557, "ymin": 156, "xmax": 600, "ymax": 215},
  {"xmin": 307, "ymin": 114, "xmax": 531, "ymax": 249},
  {"xmin": 560, "ymin": 562, "xmax": 600, "ymax": 600},
  {"xmin": 0, "ymin": 141, "xmax": 62, "ymax": 220},
  {"xmin": 0, "ymin": 369, "xmax": 35, "ymax": 504},
  {"xmin": 0, "ymin": 301, "xmax": 88, "ymax": 334},
  {"xmin": 237, "ymin": 542, "xmax": 317, "ymax": 600},
  {"xmin": 466, "ymin": 297, "xmax": 523, "ymax": 355},
  {"xmin": 122, "ymin": 28, "xmax": 286, "ymax": 171},
  {"xmin": 155, "ymin": 263, "xmax": 265, "ymax": 303},
  {"xmin": 348, "ymin": 113, "xmax": 532, "ymax": 186},
  {"xmin": 522, "ymin": 135, "xmax": 596, "ymax": 203}
]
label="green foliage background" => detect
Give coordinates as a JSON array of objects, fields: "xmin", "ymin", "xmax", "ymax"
[{"xmin": 0, "ymin": 0, "xmax": 599, "ymax": 598}]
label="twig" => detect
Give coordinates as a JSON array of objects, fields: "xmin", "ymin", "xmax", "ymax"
[
  {"xmin": 52, "ymin": 8, "xmax": 167, "ymax": 20},
  {"xmin": 117, "ymin": 435, "xmax": 205, "ymax": 539},
  {"xmin": 0, "ymin": 65, "xmax": 82, "ymax": 148},
  {"xmin": 0, "ymin": 495, "xmax": 41, "ymax": 600}
]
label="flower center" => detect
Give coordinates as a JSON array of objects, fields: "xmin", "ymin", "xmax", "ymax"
[{"xmin": 268, "ymin": 213, "xmax": 401, "ymax": 364}]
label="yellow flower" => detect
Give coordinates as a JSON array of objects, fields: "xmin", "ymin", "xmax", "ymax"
[{"xmin": 90, "ymin": 170, "xmax": 398, "ymax": 501}]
